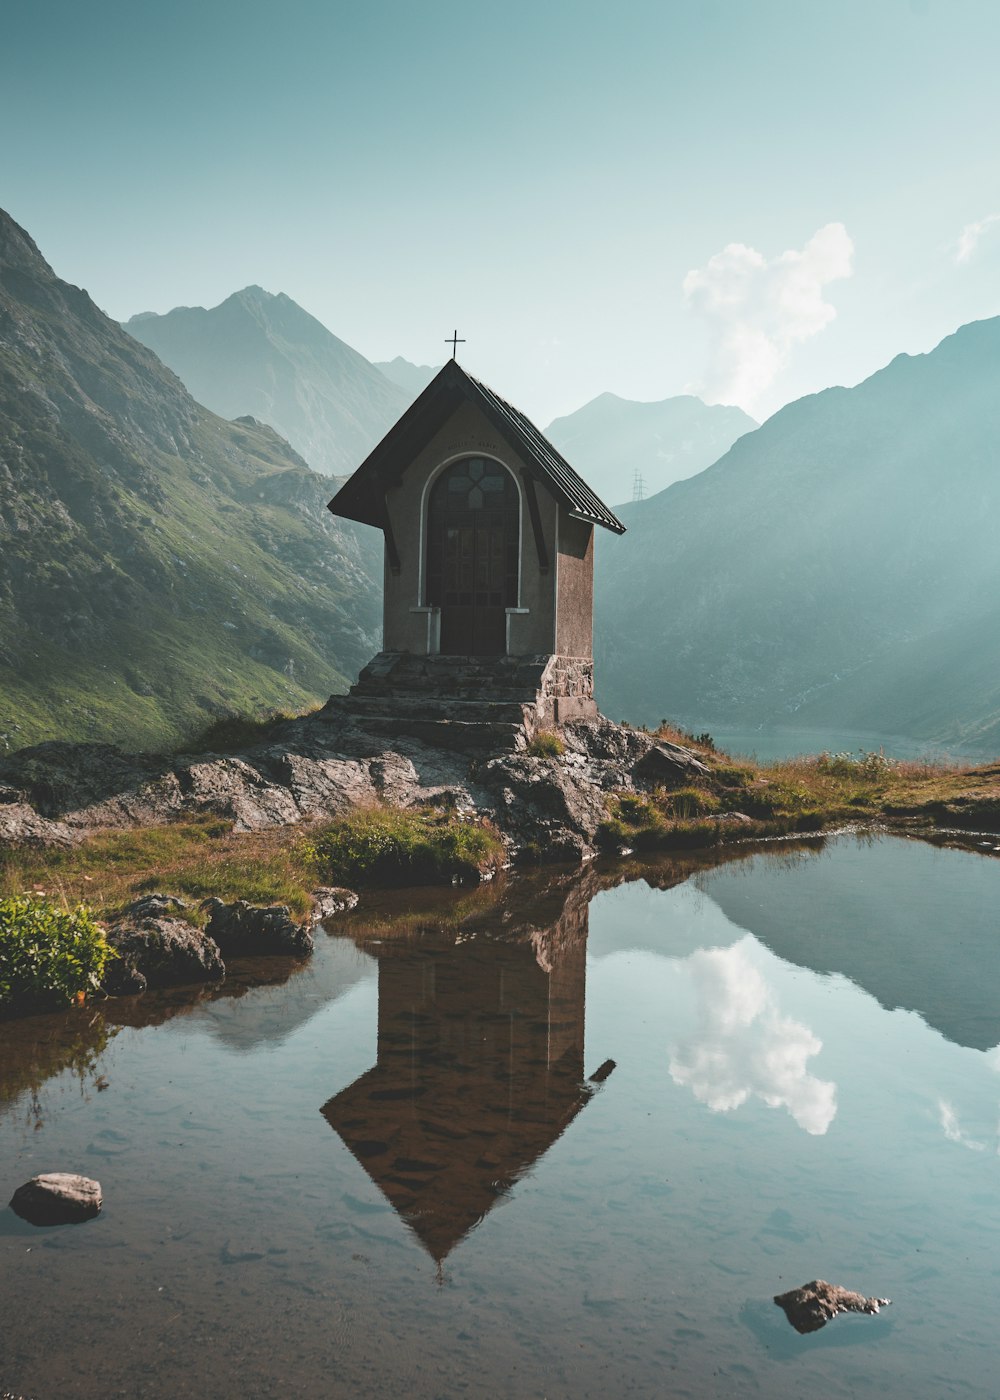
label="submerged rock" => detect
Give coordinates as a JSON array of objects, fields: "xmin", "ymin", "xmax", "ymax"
[
  {"xmin": 202, "ymin": 898, "xmax": 313, "ymax": 957},
  {"xmin": 105, "ymin": 900, "xmax": 225, "ymax": 990},
  {"xmin": 773, "ymin": 1279, "xmax": 891, "ymax": 1334},
  {"xmin": 9, "ymin": 1173, "xmax": 102, "ymax": 1226}
]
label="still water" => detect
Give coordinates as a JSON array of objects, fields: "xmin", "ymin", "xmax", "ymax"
[{"xmin": 3, "ymin": 834, "xmax": 1000, "ymax": 1398}]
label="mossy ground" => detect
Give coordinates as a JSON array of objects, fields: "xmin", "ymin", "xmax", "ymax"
[
  {"xmin": 0, "ymin": 807, "xmax": 506, "ymax": 925},
  {"xmin": 597, "ymin": 724, "xmax": 1000, "ymax": 853},
  {"xmin": 2, "ymin": 729, "xmax": 998, "ymax": 929}
]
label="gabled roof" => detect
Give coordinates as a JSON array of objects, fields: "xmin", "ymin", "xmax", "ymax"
[{"xmin": 327, "ymin": 358, "xmax": 626, "ymax": 535}]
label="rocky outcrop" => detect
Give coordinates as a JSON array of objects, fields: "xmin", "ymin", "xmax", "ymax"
[
  {"xmin": 9, "ymin": 1173, "xmax": 102, "ymax": 1226},
  {"xmin": 104, "ymin": 897, "xmax": 225, "ymax": 991},
  {"xmin": 773, "ymin": 1280, "xmax": 891, "ymax": 1334},
  {"xmin": 0, "ymin": 707, "xmax": 709, "ymax": 862},
  {"xmin": 202, "ymin": 898, "xmax": 313, "ymax": 957}
]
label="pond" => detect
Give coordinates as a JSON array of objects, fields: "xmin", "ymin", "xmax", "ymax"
[{"xmin": 3, "ymin": 832, "xmax": 1000, "ymax": 1398}]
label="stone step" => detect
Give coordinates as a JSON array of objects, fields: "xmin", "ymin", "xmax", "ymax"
[
  {"xmin": 340, "ymin": 713, "xmax": 527, "ymax": 752},
  {"xmin": 341, "ymin": 695, "xmax": 534, "ymax": 724},
  {"xmin": 351, "ymin": 681, "xmax": 542, "ymax": 703},
  {"xmin": 352, "ymin": 653, "xmax": 551, "ymax": 697}
]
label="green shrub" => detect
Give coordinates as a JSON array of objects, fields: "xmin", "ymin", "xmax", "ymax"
[
  {"xmin": 668, "ymin": 787, "xmax": 720, "ymax": 818},
  {"xmin": 816, "ymin": 749, "xmax": 896, "ymax": 780},
  {"xmin": 303, "ymin": 807, "xmax": 504, "ymax": 887},
  {"xmin": 526, "ymin": 730, "xmax": 565, "ymax": 758},
  {"xmin": 0, "ymin": 896, "xmax": 113, "ymax": 1012},
  {"xmin": 184, "ymin": 710, "xmax": 295, "ymax": 755},
  {"xmin": 712, "ymin": 764, "xmax": 756, "ymax": 789},
  {"xmin": 615, "ymin": 793, "xmax": 659, "ymax": 825}
]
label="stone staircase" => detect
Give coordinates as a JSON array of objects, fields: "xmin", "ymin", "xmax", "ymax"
[{"xmin": 321, "ymin": 652, "xmax": 597, "ymax": 752}]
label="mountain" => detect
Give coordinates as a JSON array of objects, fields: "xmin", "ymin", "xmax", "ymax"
[
  {"xmin": 594, "ymin": 317, "xmax": 1000, "ymax": 753},
  {"xmin": 374, "ymin": 356, "xmax": 440, "ymax": 400},
  {"xmin": 544, "ymin": 393, "xmax": 757, "ymax": 506},
  {"xmin": 0, "ymin": 209, "xmax": 380, "ymax": 753},
  {"xmin": 125, "ymin": 288, "xmax": 409, "ymax": 476}
]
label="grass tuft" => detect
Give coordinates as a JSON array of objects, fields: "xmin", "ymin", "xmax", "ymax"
[
  {"xmin": 526, "ymin": 730, "xmax": 565, "ymax": 758},
  {"xmin": 302, "ymin": 806, "xmax": 505, "ymax": 888}
]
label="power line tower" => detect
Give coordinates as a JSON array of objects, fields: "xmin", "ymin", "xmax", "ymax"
[{"xmin": 632, "ymin": 469, "xmax": 645, "ymax": 503}]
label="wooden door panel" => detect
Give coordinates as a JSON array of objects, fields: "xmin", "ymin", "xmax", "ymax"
[{"xmin": 427, "ymin": 458, "xmax": 519, "ymax": 657}]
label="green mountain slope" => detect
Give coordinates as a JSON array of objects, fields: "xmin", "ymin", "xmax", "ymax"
[
  {"xmin": 125, "ymin": 288, "xmax": 409, "ymax": 477},
  {"xmin": 545, "ymin": 392, "xmax": 757, "ymax": 506},
  {"xmin": 595, "ymin": 317, "xmax": 1000, "ymax": 752},
  {"xmin": 0, "ymin": 209, "xmax": 380, "ymax": 754}
]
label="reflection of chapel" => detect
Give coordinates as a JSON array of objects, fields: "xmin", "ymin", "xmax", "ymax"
[
  {"xmin": 320, "ymin": 886, "xmax": 605, "ymax": 1263},
  {"xmin": 328, "ymin": 358, "xmax": 625, "ymax": 738}
]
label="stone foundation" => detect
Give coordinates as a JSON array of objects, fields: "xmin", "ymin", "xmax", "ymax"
[{"xmin": 326, "ymin": 652, "xmax": 598, "ymax": 751}]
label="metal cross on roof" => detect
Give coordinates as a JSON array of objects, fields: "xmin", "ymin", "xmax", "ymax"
[{"xmin": 445, "ymin": 329, "xmax": 465, "ymax": 359}]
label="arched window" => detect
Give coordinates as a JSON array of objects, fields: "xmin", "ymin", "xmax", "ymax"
[{"xmin": 426, "ymin": 457, "xmax": 519, "ymax": 655}]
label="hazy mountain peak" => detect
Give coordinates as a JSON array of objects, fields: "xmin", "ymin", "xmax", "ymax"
[
  {"xmin": 125, "ymin": 288, "xmax": 409, "ymax": 476},
  {"xmin": 544, "ymin": 392, "xmax": 757, "ymax": 505},
  {"xmin": 374, "ymin": 356, "xmax": 441, "ymax": 399}
]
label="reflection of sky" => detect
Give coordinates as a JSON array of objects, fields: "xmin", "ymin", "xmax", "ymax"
[
  {"xmin": 669, "ymin": 937, "xmax": 837, "ymax": 1136},
  {"xmin": 586, "ymin": 855, "xmax": 1000, "ymax": 1153}
]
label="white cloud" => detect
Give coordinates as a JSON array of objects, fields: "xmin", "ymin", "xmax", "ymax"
[
  {"xmin": 955, "ymin": 213, "xmax": 1000, "ymax": 265},
  {"xmin": 669, "ymin": 939, "xmax": 837, "ymax": 1136},
  {"xmin": 683, "ymin": 222, "xmax": 854, "ymax": 413}
]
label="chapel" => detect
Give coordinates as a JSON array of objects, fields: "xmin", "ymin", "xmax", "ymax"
[{"xmin": 328, "ymin": 357, "xmax": 625, "ymax": 741}]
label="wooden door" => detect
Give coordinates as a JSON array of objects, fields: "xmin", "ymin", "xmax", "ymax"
[{"xmin": 426, "ymin": 459, "xmax": 519, "ymax": 655}]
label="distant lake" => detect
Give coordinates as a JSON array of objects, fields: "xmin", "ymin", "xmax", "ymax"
[
  {"xmin": 4, "ymin": 835, "xmax": 1000, "ymax": 1397},
  {"xmin": 685, "ymin": 724, "xmax": 987, "ymax": 764}
]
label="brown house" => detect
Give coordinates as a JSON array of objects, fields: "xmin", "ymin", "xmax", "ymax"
[{"xmin": 327, "ymin": 361, "xmax": 624, "ymax": 732}]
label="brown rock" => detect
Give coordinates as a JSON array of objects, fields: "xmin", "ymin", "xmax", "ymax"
[
  {"xmin": 10, "ymin": 1172, "xmax": 102, "ymax": 1226},
  {"xmin": 773, "ymin": 1279, "xmax": 891, "ymax": 1334}
]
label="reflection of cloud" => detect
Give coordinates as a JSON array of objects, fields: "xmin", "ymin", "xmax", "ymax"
[
  {"xmin": 955, "ymin": 213, "xmax": 1000, "ymax": 265},
  {"xmin": 937, "ymin": 1099, "xmax": 986, "ymax": 1152},
  {"xmin": 683, "ymin": 223, "xmax": 853, "ymax": 413},
  {"xmin": 670, "ymin": 941, "xmax": 837, "ymax": 1135}
]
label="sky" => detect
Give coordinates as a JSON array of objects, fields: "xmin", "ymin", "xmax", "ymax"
[{"xmin": 3, "ymin": 0, "xmax": 1000, "ymax": 426}]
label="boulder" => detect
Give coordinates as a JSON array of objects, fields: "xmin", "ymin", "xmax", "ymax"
[
  {"xmin": 105, "ymin": 901, "xmax": 225, "ymax": 990},
  {"xmin": 631, "ymin": 740, "xmax": 711, "ymax": 787},
  {"xmin": 10, "ymin": 1172, "xmax": 102, "ymax": 1226},
  {"xmin": 773, "ymin": 1279, "xmax": 891, "ymax": 1334},
  {"xmin": 202, "ymin": 898, "xmax": 313, "ymax": 957}
]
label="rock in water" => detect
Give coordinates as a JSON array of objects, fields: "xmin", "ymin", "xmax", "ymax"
[
  {"xmin": 311, "ymin": 887, "xmax": 359, "ymax": 922},
  {"xmin": 10, "ymin": 1173, "xmax": 102, "ymax": 1226},
  {"xmin": 202, "ymin": 898, "xmax": 314, "ymax": 957},
  {"xmin": 104, "ymin": 901, "xmax": 225, "ymax": 990},
  {"xmin": 773, "ymin": 1279, "xmax": 891, "ymax": 1334}
]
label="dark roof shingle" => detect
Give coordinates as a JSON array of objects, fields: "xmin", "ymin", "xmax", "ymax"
[{"xmin": 328, "ymin": 359, "xmax": 626, "ymax": 535}]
